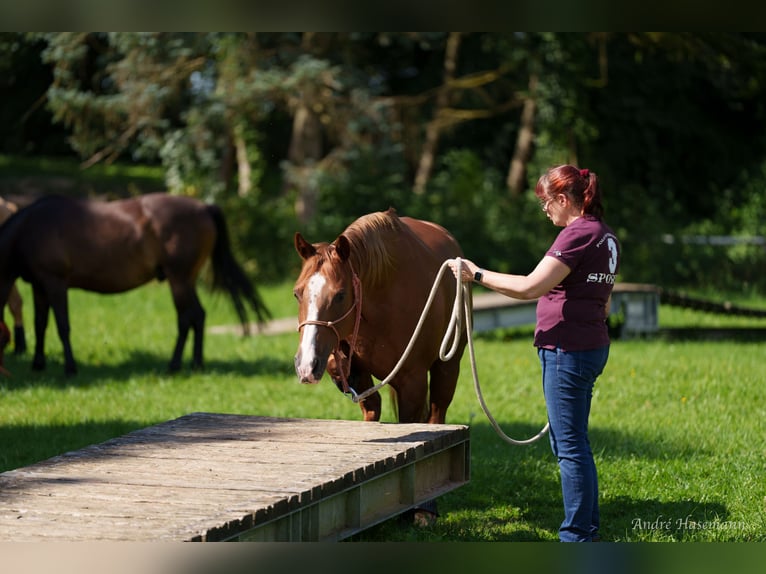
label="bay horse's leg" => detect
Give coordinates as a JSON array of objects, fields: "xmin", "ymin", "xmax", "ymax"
[
  {"xmin": 31, "ymin": 286, "xmax": 49, "ymax": 371},
  {"xmin": 190, "ymin": 290, "xmax": 206, "ymax": 370},
  {"xmin": 7, "ymin": 283, "xmax": 26, "ymax": 354},
  {"xmin": 46, "ymin": 284, "xmax": 77, "ymax": 376},
  {"xmin": 0, "ymin": 280, "xmax": 13, "ymax": 366},
  {"xmin": 168, "ymin": 280, "xmax": 206, "ymax": 372},
  {"xmin": 426, "ymin": 355, "xmax": 462, "ymax": 424}
]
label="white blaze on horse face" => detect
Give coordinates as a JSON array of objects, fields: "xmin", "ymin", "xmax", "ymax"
[{"xmin": 296, "ymin": 271, "xmax": 327, "ymax": 383}]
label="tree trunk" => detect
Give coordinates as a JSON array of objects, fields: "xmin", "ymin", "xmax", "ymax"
[
  {"xmin": 290, "ymin": 104, "xmax": 323, "ymax": 225},
  {"xmin": 234, "ymin": 125, "xmax": 252, "ymax": 197},
  {"xmin": 413, "ymin": 32, "xmax": 461, "ymax": 195},
  {"xmin": 506, "ymin": 73, "xmax": 538, "ymax": 196}
]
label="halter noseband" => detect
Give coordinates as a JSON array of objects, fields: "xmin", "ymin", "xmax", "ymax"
[{"xmin": 297, "ymin": 266, "xmax": 363, "ymax": 397}]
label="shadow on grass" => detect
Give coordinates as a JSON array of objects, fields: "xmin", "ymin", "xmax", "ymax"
[
  {"xmin": 1, "ymin": 349, "xmax": 291, "ymax": 390},
  {"xmin": 658, "ymin": 327, "xmax": 766, "ymax": 342}
]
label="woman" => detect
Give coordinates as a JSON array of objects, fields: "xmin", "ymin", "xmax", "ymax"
[{"xmin": 449, "ymin": 164, "xmax": 620, "ymax": 542}]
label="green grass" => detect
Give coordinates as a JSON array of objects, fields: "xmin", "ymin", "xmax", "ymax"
[
  {"xmin": 1, "ymin": 280, "xmax": 765, "ymax": 542},
  {"xmin": 0, "ymin": 154, "xmax": 165, "ymax": 196}
]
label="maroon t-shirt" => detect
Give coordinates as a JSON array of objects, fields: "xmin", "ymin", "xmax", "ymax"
[{"xmin": 534, "ymin": 215, "xmax": 620, "ymax": 351}]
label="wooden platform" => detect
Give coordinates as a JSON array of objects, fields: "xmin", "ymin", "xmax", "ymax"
[
  {"xmin": 0, "ymin": 413, "xmax": 470, "ymax": 541},
  {"xmin": 211, "ymin": 283, "xmax": 662, "ymax": 339},
  {"xmin": 471, "ymin": 282, "xmax": 660, "ymax": 337}
]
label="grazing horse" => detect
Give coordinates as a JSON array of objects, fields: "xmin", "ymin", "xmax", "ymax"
[
  {"xmin": 0, "ymin": 197, "xmax": 26, "ymax": 356},
  {"xmin": 0, "ymin": 192, "xmax": 270, "ymax": 375},
  {"xmin": 293, "ymin": 208, "xmax": 467, "ymax": 424}
]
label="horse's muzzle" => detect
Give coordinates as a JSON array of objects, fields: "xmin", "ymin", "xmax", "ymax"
[{"xmin": 294, "ymin": 351, "xmax": 326, "ymax": 384}]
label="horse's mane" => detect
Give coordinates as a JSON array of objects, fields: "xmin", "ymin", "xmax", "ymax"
[{"xmin": 342, "ymin": 209, "xmax": 402, "ymax": 286}]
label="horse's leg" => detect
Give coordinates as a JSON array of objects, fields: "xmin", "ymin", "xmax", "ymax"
[
  {"xmin": 328, "ymin": 356, "xmax": 381, "ymax": 421},
  {"xmin": 7, "ymin": 283, "xmax": 26, "ymax": 354},
  {"xmin": 190, "ymin": 290, "xmax": 206, "ymax": 370},
  {"xmin": 426, "ymin": 355, "xmax": 462, "ymax": 424},
  {"xmin": 31, "ymin": 286, "xmax": 49, "ymax": 371},
  {"xmin": 393, "ymin": 370, "xmax": 429, "ymax": 423},
  {"xmin": 168, "ymin": 281, "xmax": 206, "ymax": 372},
  {"xmin": 46, "ymin": 284, "xmax": 77, "ymax": 376},
  {"xmin": 353, "ymin": 369, "xmax": 380, "ymax": 422}
]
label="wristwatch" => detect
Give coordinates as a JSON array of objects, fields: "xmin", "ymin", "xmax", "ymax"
[{"xmin": 473, "ymin": 269, "xmax": 484, "ymax": 283}]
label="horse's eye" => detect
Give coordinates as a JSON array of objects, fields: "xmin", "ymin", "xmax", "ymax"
[
  {"xmin": 293, "ymin": 289, "xmax": 302, "ymax": 303},
  {"xmin": 332, "ymin": 291, "xmax": 345, "ymax": 305}
]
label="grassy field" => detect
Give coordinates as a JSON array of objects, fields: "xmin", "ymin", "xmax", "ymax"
[{"xmin": 1, "ymin": 279, "xmax": 765, "ymax": 542}]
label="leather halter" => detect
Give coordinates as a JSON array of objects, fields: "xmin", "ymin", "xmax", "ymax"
[{"xmin": 297, "ymin": 266, "xmax": 363, "ymax": 397}]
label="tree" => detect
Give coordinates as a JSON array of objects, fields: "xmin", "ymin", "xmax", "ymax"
[
  {"xmin": 25, "ymin": 32, "xmax": 766, "ymax": 288},
  {"xmin": 0, "ymin": 33, "xmax": 68, "ymax": 155}
]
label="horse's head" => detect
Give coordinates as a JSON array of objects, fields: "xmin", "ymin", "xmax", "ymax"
[{"xmin": 293, "ymin": 232, "xmax": 360, "ymax": 384}]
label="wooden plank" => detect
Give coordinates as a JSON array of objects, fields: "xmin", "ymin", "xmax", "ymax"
[{"xmin": 0, "ymin": 413, "xmax": 469, "ymax": 542}]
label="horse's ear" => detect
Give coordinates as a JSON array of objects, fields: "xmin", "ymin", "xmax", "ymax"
[
  {"xmin": 294, "ymin": 232, "xmax": 317, "ymax": 260},
  {"xmin": 334, "ymin": 235, "xmax": 351, "ymax": 262}
]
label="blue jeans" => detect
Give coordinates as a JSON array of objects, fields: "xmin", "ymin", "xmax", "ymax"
[{"xmin": 538, "ymin": 346, "xmax": 609, "ymax": 542}]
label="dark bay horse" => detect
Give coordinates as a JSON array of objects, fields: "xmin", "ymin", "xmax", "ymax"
[
  {"xmin": 293, "ymin": 208, "xmax": 467, "ymax": 424},
  {"xmin": 0, "ymin": 193, "xmax": 270, "ymax": 375}
]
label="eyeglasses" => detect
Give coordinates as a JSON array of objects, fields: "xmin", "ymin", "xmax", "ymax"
[{"xmin": 539, "ymin": 196, "xmax": 553, "ymax": 210}]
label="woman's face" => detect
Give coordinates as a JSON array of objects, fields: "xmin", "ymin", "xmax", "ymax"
[{"xmin": 542, "ymin": 192, "xmax": 580, "ymax": 227}]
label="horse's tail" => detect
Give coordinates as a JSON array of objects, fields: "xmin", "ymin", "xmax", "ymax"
[{"xmin": 207, "ymin": 204, "xmax": 272, "ymax": 334}]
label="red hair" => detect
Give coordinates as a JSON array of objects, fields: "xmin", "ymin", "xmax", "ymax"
[{"xmin": 535, "ymin": 165, "xmax": 604, "ymax": 219}]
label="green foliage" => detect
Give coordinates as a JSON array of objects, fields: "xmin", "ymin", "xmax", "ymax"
[
  {"xmin": 294, "ymin": 147, "xmax": 556, "ymax": 277},
  {"xmin": 6, "ymin": 33, "xmax": 766, "ymax": 293},
  {"xmin": 610, "ymin": 159, "xmax": 766, "ymax": 292},
  {"xmin": 0, "ymin": 153, "xmax": 164, "ymax": 199},
  {"xmin": 410, "ymin": 149, "xmax": 553, "ymax": 274},
  {"xmin": 216, "ymin": 191, "xmax": 299, "ymax": 282}
]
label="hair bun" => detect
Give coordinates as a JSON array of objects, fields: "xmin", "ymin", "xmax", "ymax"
[{"xmin": 579, "ymin": 168, "xmax": 590, "ymax": 178}]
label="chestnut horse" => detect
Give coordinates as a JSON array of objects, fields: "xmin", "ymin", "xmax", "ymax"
[
  {"xmin": 293, "ymin": 208, "xmax": 467, "ymax": 424},
  {"xmin": 0, "ymin": 193, "xmax": 270, "ymax": 375}
]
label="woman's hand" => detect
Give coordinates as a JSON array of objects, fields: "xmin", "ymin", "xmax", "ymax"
[{"xmin": 447, "ymin": 258, "xmax": 478, "ymax": 283}]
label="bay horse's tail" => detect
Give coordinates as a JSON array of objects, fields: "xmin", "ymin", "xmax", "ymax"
[{"xmin": 207, "ymin": 204, "xmax": 271, "ymax": 334}]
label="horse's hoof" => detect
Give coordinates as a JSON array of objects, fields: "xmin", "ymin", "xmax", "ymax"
[
  {"xmin": 405, "ymin": 500, "xmax": 439, "ymax": 527},
  {"xmin": 412, "ymin": 510, "xmax": 438, "ymax": 528},
  {"xmin": 31, "ymin": 360, "xmax": 46, "ymax": 371}
]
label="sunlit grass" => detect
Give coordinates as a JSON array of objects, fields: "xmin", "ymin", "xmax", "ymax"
[{"xmin": 1, "ymin": 280, "xmax": 765, "ymax": 541}]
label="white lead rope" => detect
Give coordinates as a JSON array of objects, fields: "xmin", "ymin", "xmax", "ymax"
[{"xmin": 350, "ymin": 257, "xmax": 549, "ymax": 446}]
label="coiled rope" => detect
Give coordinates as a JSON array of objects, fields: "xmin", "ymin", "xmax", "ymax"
[{"xmin": 349, "ymin": 257, "xmax": 549, "ymax": 446}]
